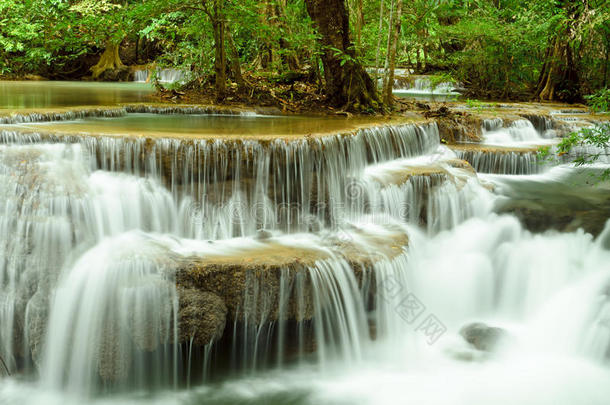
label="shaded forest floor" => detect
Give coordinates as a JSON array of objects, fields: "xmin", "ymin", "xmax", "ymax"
[{"xmin": 151, "ymin": 70, "xmax": 428, "ymax": 116}]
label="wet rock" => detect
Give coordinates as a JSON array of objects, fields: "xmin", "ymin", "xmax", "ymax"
[
  {"xmin": 460, "ymin": 322, "xmax": 509, "ymax": 352},
  {"xmin": 178, "ymin": 288, "xmax": 227, "ymax": 346},
  {"xmin": 98, "ymin": 324, "xmax": 131, "ymax": 382},
  {"xmin": 255, "ymin": 229, "xmax": 273, "ymax": 240},
  {"xmin": 23, "ymin": 74, "xmax": 47, "ymax": 81},
  {"xmin": 495, "ymin": 187, "xmax": 610, "ymax": 238},
  {"xmin": 127, "ymin": 280, "xmax": 176, "ymax": 352},
  {"xmin": 434, "ymin": 113, "xmax": 482, "ymax": 143},
  {"xmin": 97, "ymin": 67, "xmax": 134, "ymax": 82},
  {"xmin": 175, "ymin": 229, "xmax": 409, "ymax": 323},
  {"xmin": 25, "ymin": 291, "xmax": 48, "ymax": 368}
]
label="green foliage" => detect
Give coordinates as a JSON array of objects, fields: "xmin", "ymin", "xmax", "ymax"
[
  {"xmin": 429, "ymin": 72, "xmax": 455, "ymax": 89},
  {"xmin": 436, "ymin": 2, "xmax": 549, "ymax": 98},
  {"xmin": 0, "ymin": 0, "xmax": 608, "ymax": 104},
  {"xmin": 585, "ymin": 89, "xmax": 610, "ymax": 114},
  {"xmin": 330, "ymin": 46, "xmax": 358, "ymax": 67},
  {"xmin": 465, "ymin": 98, "xmax": 494, "ymax": 111},
  {"xmin": 541, "ymin": 123, "xmax": 610, "ymax": 181}
]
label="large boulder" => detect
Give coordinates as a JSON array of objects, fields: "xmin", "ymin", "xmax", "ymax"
[
  {"xmin": 460, "ymin": 322, "xmax": 510, "ymax": 352},
  {"xmin": 178, "ymin": 288, "xmax": 227, "ymax": 346},
  {"xmin": 25, "ymin": 291, "xmax": 49, "ymax": 368}
]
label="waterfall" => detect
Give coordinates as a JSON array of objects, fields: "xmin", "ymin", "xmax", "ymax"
[
  {"xmin": 450, "ymin": 118, "xmax": 556, "ymax": 175},
  {"xmin": 392, "ymin": 76, "xmax": 460, "ymax": 95},
  {"xmin": 133, "ymin": 69, "xmax": 187, "ymax": 84},
  {"xmin": 41, "ymin": 233, "xmax": 179, "ymax": 394},
  {"xmin": 133, "ymin": 70, "xmax": 149, "ymax": 83},
  {"xmin": 482, "ymin": 119, "xmax": 543, "ymax": 145},
  {"xmin": 1, "ymin": 104, "xmax": 609, "ymax": 405},
  {"xmin": 0, "ymin": 118, "xmax": 462, "ymax": 393},
  {"xmin": 454, "ymin": 149, "xmax": 540, "ymax": 174}
]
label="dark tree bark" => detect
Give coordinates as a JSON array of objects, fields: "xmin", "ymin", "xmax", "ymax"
[
  {"xmin": 204, "ymin": 0, "xmax": 227, "ymax": 101},
  {"xmin": 355, "ymin": 0, "xmax": 364, "ymax": 50},
  {"xmin": 226, "ymin": 26, "xmax": 247, "ymax": 90},
  {"xmin": 534, "ymin": 1, "xmax": 582, "ymax": 103},
  {"xmin": 534, "ymin": 36, "xmax": 580, "ymax": 102},
  {"xmin": 304, "ymin": 0, "xmax": 380, "ymax": 110}
]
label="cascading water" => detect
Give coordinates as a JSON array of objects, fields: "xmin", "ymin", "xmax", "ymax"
[
  {"xmin": 0, "ymin": 100, "xmax": 609, "ymax": 405},
  {"xmin": 133, "ymin": 68, "xmax": 187, "ymax": 84},
  {"xmin": 482, "ymin": 119, "xmax": 542, "ymax": 145},
  {"xmin": 392, "ymin": 76, "xmax": 460, "ymax": 96},
  {"xmin": 452, "ymin": 118, "xmax": 557, "ymax": 175}
]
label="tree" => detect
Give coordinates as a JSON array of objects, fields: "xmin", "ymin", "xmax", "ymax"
[
  {"xmin": 304, "ymin": 0, "xmax": 380, "ymax": 111},
  {"xmin": 204, "ymin": 0, "xmax": 228, "ymax": 101},
  {"xmin": 70, "ymin": 0, "xmax": 128, "ymax": 80},
  {"xmin": 534, "ymin": 0, "xmax": 582, "ymax": 102},
  {"xmin": 382, "ymin": 0, "xmax": 403, "ymax": 106}
]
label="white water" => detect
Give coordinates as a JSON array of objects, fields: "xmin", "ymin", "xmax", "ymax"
[
  {"xmin": 453, "ymin": 118, "xmax": 558, "ymax": 175},
  {"xmin": 393, "ymin": 77, "xmax": 460, "ymax": 96},
  {"xmin": 133, "ymin": 68, "xmax": 187, "ymax": 84},
  {"xmin": 0, "ymin": 108, "xmax": 609, "ymax": 405},
  {"xmin": 482, "ymin": 119, "xmax": 546, "ymax": 146}
]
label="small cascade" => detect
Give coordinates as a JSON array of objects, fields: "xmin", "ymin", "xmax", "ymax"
[
  {"xmin": 0, "ymin": 105, "xmax": 252, "ymax": 125},
  {"xmin": 0, "ymin": 142, "xmax": 180, "ymax": 378},
  {"xmin": 521, "ymin": 114, "xmax": 556, "ymax": 138},
  {"xmin": 133, "ymin": 70, "xmax": 149, "ymax": 83},
  {"xmin": 41, "ymin": 233, "xmax": 179, "ymax": 394},
  {"xmin": 360, "ymin": 150, "xmax": 494, "ymax": 231},
  {"xmin": 454, "ymin": 148, "xmax": 540, "ymax": 175},
  {"xmin": 482, "ymin": 119, "xmax": 543, "ymax": 145},
  {"xmin": 133, "ymin": 68, "xmax": 187, "ymax": 84},
  {"xmin": 450, "ymin": 118, "xmax": 555, "ymax": 175},
  {"xmin": 392, "ymin": 76, "xmax": 460, "ymax": 95}
]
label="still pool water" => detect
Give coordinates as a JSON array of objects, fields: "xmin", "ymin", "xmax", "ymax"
[
  {"xmin": 16, "ymin": 113, "xmax": 388, "ymax": 137},
  {"xmin": 0, "ymin": 81, "xmax": 154, "ymax": 109}
]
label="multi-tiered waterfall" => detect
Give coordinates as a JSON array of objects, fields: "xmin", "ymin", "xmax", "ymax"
[{"xmin": 0, "ymin": 95, "xmax": 609, "ymax": 405}]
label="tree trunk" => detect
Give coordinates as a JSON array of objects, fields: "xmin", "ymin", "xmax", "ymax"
[
  {"xmin": 304, "ymin": 0, "xmax": 380, "ymax": 110},
  {"xmin": 226, "ymin": 26, "xmax": 246, "ymax": 90},
  {"xmin": 383, "ymin": 0, "xmax": 402, "ymax": 106},
  {"xmin": 91, "ymin": 42, "xmax": 124, "ymax": 79},
  {"xmin": 135, "ymin": 36, "xmax": 139, "ymax": 65},
  {"xmin": 210, "ymin": 0, "xmax": 227, "ymax": 101},
  {"xmin": 373, "ymin": 0, "xmax": 385, "ymax": 83},
  {"xmin": 535, "ymin": 35, "xmax": 580, "ymax": 102},
  {"xmin": 534, "ymin": 2, "xmax": 581, "ymax": 103},
  {"xmin": 356, "ymin": 0, "xmax": 364, "ymax": 51},
  {"xmin": 381, "ymin": 0, "xmax": 395, "ymax": 93},
  {"xmin": 260, "ymin": 1, "xmax": 275, "ymax": 70}
]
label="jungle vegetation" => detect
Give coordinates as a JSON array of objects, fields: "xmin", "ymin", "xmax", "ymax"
[{"xmin": 0, "ymin": 0, "xmax": 609, "ymax": 110}]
